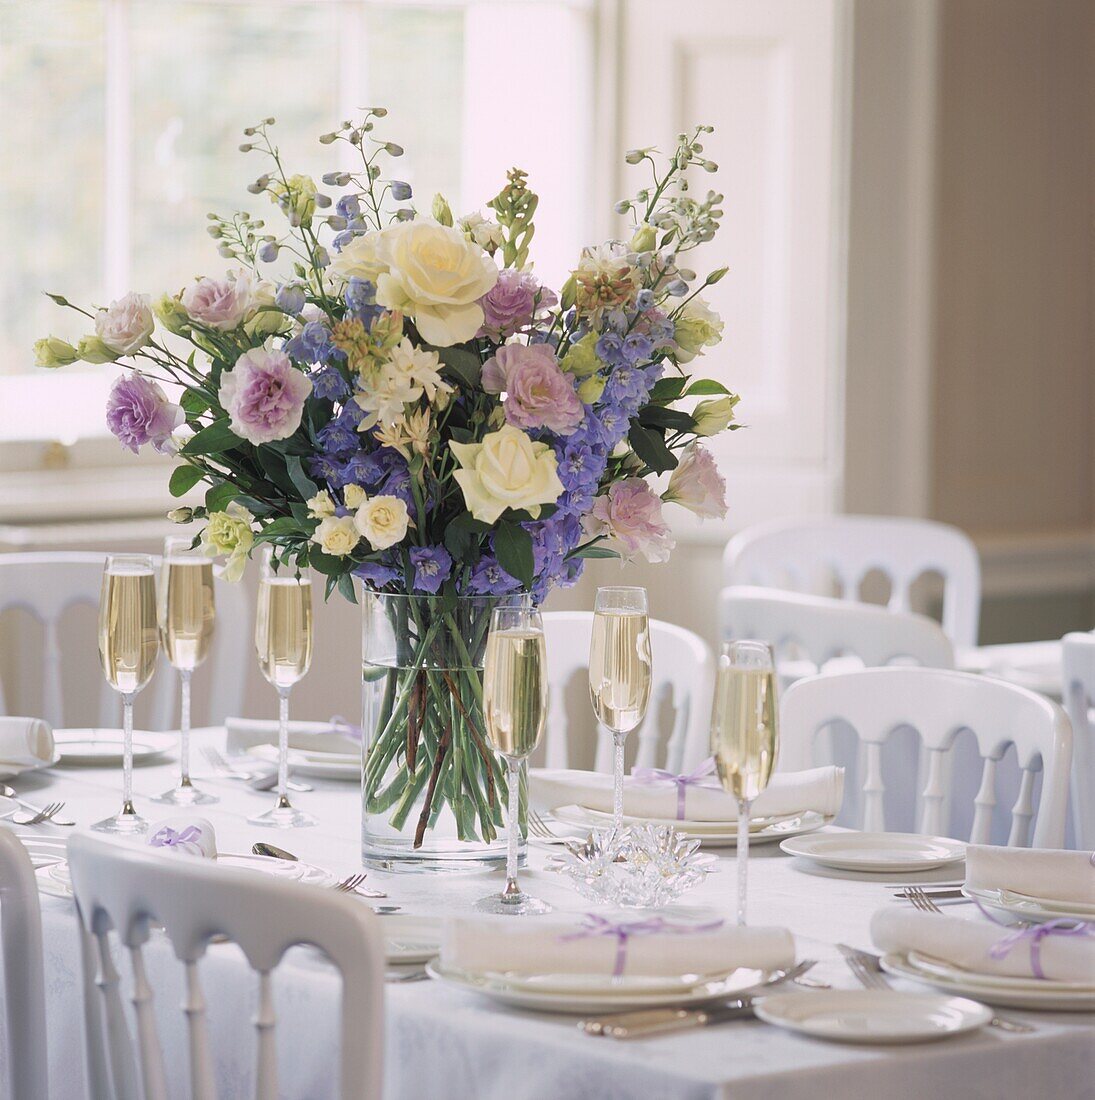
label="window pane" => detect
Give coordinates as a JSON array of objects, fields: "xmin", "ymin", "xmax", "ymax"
[{"xmin": 0, "ymin": 0, "xmax": 106, "ymax": 374}]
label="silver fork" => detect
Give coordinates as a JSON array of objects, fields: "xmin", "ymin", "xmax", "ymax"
[
  {"xmin": 202, "ymin": 746, "xmax": 311, "ymax": 793},
  {"xmin": 333, "ymin": 873, "xmax": 369, "ymax": 894},
  {"xmin": 528, "ymin": 809, "xmax": 575, "ymax": 844},
  {"xmin": 838, "ymin": 942, "xmax": 1035, "ymax": 1033},
  {"xmin": 11, "ymin": 801, "xmax": 73, "ymax": 827}
]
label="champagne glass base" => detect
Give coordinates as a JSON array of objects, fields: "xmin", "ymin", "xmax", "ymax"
[
  {"xmin": 152, "ymin": 784, "xmax": 218, "ymax": 806},
  {"xmin": 248, "ymin": 803, "xmax": 316, "ymax": 828},
  {"xmin": 474, "ymin": 892, "xmax": 552, "ymax": 916},
  {"xmin": 92, "ymin": 807, "xmax": 148, "ymax": 835}
]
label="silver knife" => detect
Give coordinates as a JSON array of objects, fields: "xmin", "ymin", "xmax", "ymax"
[{"xmin": 581, "ymin": 1000, "xmax": 756, "ymax": 1039}]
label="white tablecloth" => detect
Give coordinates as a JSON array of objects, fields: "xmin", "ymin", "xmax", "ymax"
[{"xmin": 2, "ymin": 727, "xmax": 1092, "ymax": 1100}]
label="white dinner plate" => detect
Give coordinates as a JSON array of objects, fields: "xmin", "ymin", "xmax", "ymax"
[
  {"xmin": 53, "ymin": 728, "xmax": 175, "ymax": 767},
  {"xmin": 551, "ymin": 805, "xmax": 831, "ymax": 847},
  {"xmin": 905, "ymin": 951, "xmax": 1095, "ymax": 993},
  {"xmin": 384, "ymin": 916, "xmax": 442, "ymax": 965},
  {"xmin": 249, "ymin": 743, "xmax": 360, "ymax": 780},
  {"xmin": 754, "ymin": 990, "xmax": 991, "ymax": 1044},
  {"xmin": 425, "ymin": 959, "xmax": 774, "ymax": 1013},
  {"xmin": 563, "ymin": 805, "xmax": 799, "ymax": 833},
  {"xmin": 962, "ymin": 884, "xmax": 1095, "ymax": 923},
  {"xmin": 779, "ymin": 831, "xmax": 966, "ymax": 872},
  {"xmin": 0, "ymin": 750, "xmax": 61, "ymax": 780},
  {"xmin": 880, "ymin": 952, "xmax": 1095, "ymax": 1011}
]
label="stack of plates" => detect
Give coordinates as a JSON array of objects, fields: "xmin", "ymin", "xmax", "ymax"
[
  {"xmin": 963, "ymin": 884, "xmax": 1095, "ymax": 925},
  {"xmin": 550, "ymin": 805, "xmax": 831, "ymax": 847},
  {"xmin": 53, "ymin": 729, "xmax": 175, "ymax": 767},
  {"xmin": 425, "ymin": 960, "xmax": 773, "ymax": 1013},
  {"xmin": 881, "ymin": 950, "xmax": 1095, "ymax": 1011},
  {"xmin": 249, "ymin": 743, "xmax": 359, "ymax": 780}
]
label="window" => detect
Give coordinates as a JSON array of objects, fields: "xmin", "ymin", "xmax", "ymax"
[{"xmin": 1, "ymin": 0, "xmax": 595, "ymax": 457}]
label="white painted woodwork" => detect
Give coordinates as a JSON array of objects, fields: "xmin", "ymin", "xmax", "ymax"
[{"xmin": 1062, "ymin": 631, "xmax": 1095, "ymax": 850}]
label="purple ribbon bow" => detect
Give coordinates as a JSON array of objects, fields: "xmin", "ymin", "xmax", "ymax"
[
  {"xmin": 558, "ymin": 913, "xmax": 724, "ymax": 978},
  {"xmin": 149, "ymin": 825, "xmax": 203, "ymax": 854},
  {"xmin": 631, "ymin": 757, "xmax": 720, "ymax": 820},
  {"xmin": 328, "ymin": 715, "xmax": 363, "ymax": 742},
  {"xmin": 975, "ymin": 902, "xmax": 1095, "ymax": 980}
]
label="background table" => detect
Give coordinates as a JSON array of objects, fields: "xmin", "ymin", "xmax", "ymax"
[{"xmin": 2, "ymin": 727, "xmax": 1092, "ymax": 1099}]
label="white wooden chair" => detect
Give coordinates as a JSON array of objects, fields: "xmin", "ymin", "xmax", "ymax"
[
  {"xmin": 1062, "ymin": 631, "xmax": 1095, "ymax": 850},
  {"xmin": 723, "ymin": 515, "xmax": 981, "ymax": 648},
  {"xmin": 0, "ymin": 551, "xmax": 249, "ymax": 730},
  {"xmin": 0, "ymin": 827, "xmax": 49, "ymax": 1100},
  {"xmin": 780, "ymin": 667, "xmax": 1072, "ymax": 848},
  {"xmin": 540, "ymin": 611, "xmax": 715, "ymax": 773},
  {"xmin": 66, "ymin": 833, "xmax": 385, "ymax": 1100}
]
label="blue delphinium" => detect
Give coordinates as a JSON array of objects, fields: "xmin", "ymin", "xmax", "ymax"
[
  {"xmin": 311, "ymin": 365, "xmax": 351, "ymax": 401},
  {"xmin": 284, "ymin": 320, "xmax": 343, "ymax": 366},
  {"xmin": 409, "ymin": 545, "xmax": 452, "ymax": 594},
  {"xmin": 464, "ymin": 555, "xmax": 521, "ymax": 596}
]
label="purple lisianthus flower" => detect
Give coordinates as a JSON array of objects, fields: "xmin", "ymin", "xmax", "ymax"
[
  {"xmin": 478, "ymin": 269, "xmax": 558, "ymax": 340},
  {"xmin": 219, "ymin": 347, "xmax": 312, "ymax": 444},
  {"xmin": 353, "ymin": 559, "xmax": 402, "ymax": 589},
  {"xmin": 105, "ymin": 372, "xmax": 183, "ymax": 454},
  {"xmin": 409, "ymin": 545, "xmax": 453, "ymax": 594},
  {"xmin": 481, "ymin": 343, "xmax": 583, "ymax": 435},
  {"xmin": 311, "ymin": 365, "xmax": 352, "ymax": 402},
  {"xmin": 464, "ymin": 555, "xmax": 521, "ymax": 596}
]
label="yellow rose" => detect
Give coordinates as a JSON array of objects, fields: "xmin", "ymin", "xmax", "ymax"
[
  {"xmin": 328, "ymin": 230, "xmax": 390, "ymax": 286},
  {"xmin": 311, "ymin": 515, "xmax": 360, "ymax": 557},
  {"xmin": 306, "ymin": 489, "xmax": 336, "ymax": 518},
  {"xmin": 354, "ymin": 494, "xmax": 410, "ymax": 550},
  {"xmin": 200, "ymin": 503, "xmax": 254, "ymax": 581},
  {"xmin": 343, "ymin": 484, "xmax": 367, "ymax": 509},
  {"xmin": 373, "ymin": 220, "xmax": 498, "ymax": 347},
  {"xmin": 450, "ymin": 424, "xmax": 564, "ymax": 524}
]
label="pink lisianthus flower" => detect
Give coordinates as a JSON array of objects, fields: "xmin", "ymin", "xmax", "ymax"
[
  {"xmin": 219, "ymin": 346, "xmax": 312, "ymax": 444},
  {"xmin": 181, "ymin": 270, "xmax": 254, "ymax": 331},
  {"xmin": 481, "ymin": 343, "xmax": 583, "ymax": 436},
  {"xmin": 585, "ymin": 478, "xmax": 675, "ymax": 563},
  {"xmin": 479, "ymin": 269, "xmax": 558, "ymax": 340},
  {"xmin": 105, "ymin": 372, "xmax": 183, "ymax": 453},
  {"xmin": 663, "ymin": 443, "xmax": 727, "ymax": 519}
]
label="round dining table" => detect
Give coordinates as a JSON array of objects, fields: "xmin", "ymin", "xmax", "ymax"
[{"xmin": 5, "ymin": 725, "xmax": 1093, "ymax": 1100}]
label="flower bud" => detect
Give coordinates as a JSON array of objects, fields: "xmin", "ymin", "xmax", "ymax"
[
  {"xmin": 431, "ymin": 193, "xmax": 454, "ymax": 227},
  {"xmin": 577, "ymin": 374, "xmax": 606, "ymax": 404},
  {"xmin": 630, "ymin": 223, "xmax": 657, "ymax": 253},
  {"xmin": 153, "ymin": 294, "xmax": 191, "ymax": 336},
  {"xmin": 76, "ymin": 334, "xmax": 117, "ymax": 364},
  {"xmin": 167, "ymin": 507, "xmax": 194, "ymax": 524},
  {"xmin": 390, "ymin": 180, "xmax": 412, "ymax": 201},
  {"xmin": 693, "ymin": 395, "xmax": 739, "ymax": 436},
  {"xmin": 33, "ymin": 336, "xmax": 79, "ymax": 368}
]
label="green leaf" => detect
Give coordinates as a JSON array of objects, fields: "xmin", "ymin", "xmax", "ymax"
[
  {"xmin": 180, "ymin": 388, "xmax": 211, "ymax": 416},
  {"xmin": 308, "ymin": 549, "xmax": 344, "ymax": 577},
  {"xmin": 168, "ymin": 465, "xmax": 204, "ymax": 498},
  {"xmin": 443, "ymin": 512, "xmax": 489, "ymax": 564},
  {"xmin": 337, "ymin": 572, "xmax": 358, "ymax": 604},
  {"xmin": 181, "ymin": 420, "xmax": 244, "ymax": 456},
  {"xmin": 285, "ymin": 454, "xmax": 319, "ymax": 501},
  {"xmin": 435, "ymin": 345, "xmax": 482, "ymax": 389},
  {"xmin": 648, "ymin": 376, "xmax": 688, "ymax": 403},
  {"xmin": 204, "ymin": 482, "xmax": 237, "ymax": 514},
  {"xmin": 255, "ymin": 449, "xmax": 297, "ymax": 496},
  {"xmin": 324, "ymin": 574, "xmax": 338, "ymax": 601},
  {"xmin": 259, "ymin": 516, "xmax": 305, "ymax": 538},
  {"xmin": 628, "ymin": 424, "xmax": 678, "ymax": 473},
  {"xmin": 569, "ymin": 544, "xmax": 620, "ymax": 560},
  {"xmin": 684, "ymin": 378, "xmax": 731, "ymax": 396},
  {"xmin": 493, "ymin": 522, "xmax": 534, "ymax": 589},
  {"xmin": 236, "ymin": 494, "xmax": 277, "ymax": 517},
  {"xmin": 639, "ymin": 405, "xmax": 695, "ymax": 432}
]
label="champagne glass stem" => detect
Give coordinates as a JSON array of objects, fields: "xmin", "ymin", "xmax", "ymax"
[
  {"xmin": 736, "ymin": 798, "xmax": 751, "ymax": 926},
  {"xmin": 179, "ymin": 669, "xmax": 192, "ymax": 788},
  {"xmin": 122, "ymin": 693, "xmax": 135, "ymax": 814},
  {"xmin": 277, "ymin": 687, "xmax": 291, "ymax": 806},
  {"xmin": 612, "ymin": 731, "xmax": 625, "ymax": 836},
  {"xmin": 503, "ymin": 758, "xmax": 521, "ymax": 899}
]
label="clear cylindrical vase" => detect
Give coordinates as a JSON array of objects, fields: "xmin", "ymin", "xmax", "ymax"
[{"xmin": 360, "ymin": 591, "xmax": 525, "ymax": 872}]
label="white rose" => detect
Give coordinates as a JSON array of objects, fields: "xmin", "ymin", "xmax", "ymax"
[
  {"xmin": 306, "ymin": 490, "xmax": 336, "ymax": 519},
  {"xmin": 458, "ymin": 211, "xmax": 504, "ymax": 251},
  {"xmin": 95, "ymin": 292, "xmax": 155, "ymax": 355},
  {"xmin": 343, "ymin": 484, "xmax": 367, "ymax": 509},
  {"xmin": 450, "ymin": 424, "xmax": 564, "ymax": 525},
  {"xmin": 328, "ymin": 231, "xmax": 390, "ymax": 286},
  {"xmin": 311, "ymin": 515, "xmax": 360, "ymax": 557},
  {"xmin": 354, "ymin": 495, "xmax": 410, "ymax": 550},
  {"xmin": 374, "ymin": 220, "xmax": 498, "ymax": 347}
]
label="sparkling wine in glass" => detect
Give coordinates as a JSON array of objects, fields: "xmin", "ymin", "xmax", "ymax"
[
  {"xmin": 711, "ymin": 640, "xmax": 779, "ymax": 925},
  {"xmin": 476, "ymin": 604, "xmax": 551, "ymax": 915},
  {"xmin": 249, "ymin": 552, "xmax": 315, "ymax": 828},
  {"xmin": 154, "ymin": 537, "xmax": 217, "ymax": 805},
  {"xmin": 588, "ymin": 587, "xmax": 651, "ymax": 839},
  {"xmin": 94, "ymin": 554, "xmax": 160, "ymax": 833}
]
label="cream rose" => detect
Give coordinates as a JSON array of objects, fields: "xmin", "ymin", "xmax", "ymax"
[
  {"xmin": 95, "ymin": 292, "xmax": 155, "ymax": 355},
  {"xmin": 311, "ymin": 515, "xmax": 360, "ymax": 557},
  {"xmin": 200, "ymin": 503, "xmax": 254, "ymax": 582},
  {"xmin": 450, "ymin": 424, "xmax": 564, "ymax": 525},
  {"xmin": 373, "ymin": 220, "xmax": 498, "ymax": 347},
  {"xmin": 354, "ymin": 494, "xmax": 410, "ymax": 550},
  {"xmin": 306, "ymin": 490, "xmax": 336, "ymax": 518},
  {"xmin": 328, "ymin": 230, "xmax": 390, "ymax": 286},
  {"xmin": 343, "ymin": 484, "xmax": 367, "ymax": 509}
]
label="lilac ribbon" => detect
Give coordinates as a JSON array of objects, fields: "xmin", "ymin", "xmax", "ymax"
[
  {"xmin": 974, "ymin": 901, "xmax": 1095, "ymax": 980},
  {"xmin": 631, "ymin": 757, "xmax": 720, "ymax": 820},
  {"xmin": 149, "ymin": 825, "xmax": 203, "ymax": 855},
  {"xmin": 328, "ymin": 715, "xmax": 363, "ymax": 742},
  {"xmin": 558, "ymin": 913, "xmax": 724, "ymax": 978}
]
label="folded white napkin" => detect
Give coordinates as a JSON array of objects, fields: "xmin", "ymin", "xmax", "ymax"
[
  {"xmin": 965, "ymin": 844, "xmax": 1095, "ymax": 907},
  {"xmin": 147, "ymin": 815, "xmax": 217, "ymax": 859},
  {"xmin": 441, "ymin": 915, "xmax": 795, "ymax": 978},
  {"xmin": 225, "ymin": 717, "xmax": 360, "ymax": 758},
  {"xmin": 0, "ymin": 717, "xmax": 55, "ymax": 776},
  {"xmin": 871, "ymin": 907, "xmax": 1095, "ymax": 983},
  {"xmin": 530, "ymin": 765, "xmax": 844, "ymax": 822}
]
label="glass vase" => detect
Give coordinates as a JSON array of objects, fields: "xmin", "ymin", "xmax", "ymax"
[{"xmin": 360, "ymin": 590, "xmax": 525, "ymax": 871}]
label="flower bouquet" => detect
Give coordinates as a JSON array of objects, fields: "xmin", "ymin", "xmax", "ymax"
[{"xmin": 37, "ymin": 110, "xmax": 739, "ymax": 866}]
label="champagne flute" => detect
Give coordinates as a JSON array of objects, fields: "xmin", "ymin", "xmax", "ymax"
[
  {"xmin": 475, "ymin": 604, "xmax": 551, "ymax": 915},
  {"xmin": 710, "ymin": 640, "xmax": 779, "ymax": 925},
  {"xmin": 154, "ymin": 537, "xmax": 217, "ymax": 805},
  {"xmin": 249, "ymin": 551, "xmax": 315, "ymax": 828},
  {"xmin": 94, "ymin": 554, "xmax": 159, "ymax": 833},
  {"xmin": 588, "ymin": 587, "xmax": 651, "ymax": 840}
]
